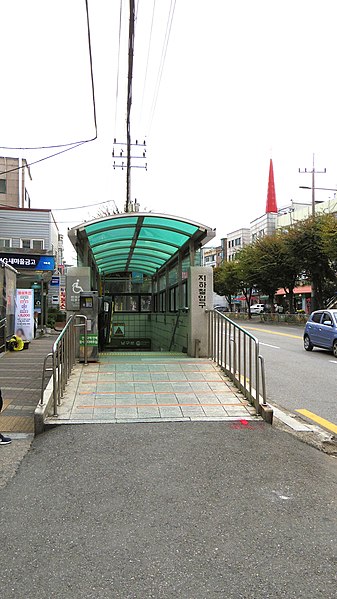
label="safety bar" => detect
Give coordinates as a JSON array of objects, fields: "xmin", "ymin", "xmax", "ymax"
[
  {"xmin": 0, "ymin": 318, "xmax": 6, "ymax": 353},
  {"xmin": 207, "ymin": 310, "xmax": 267, "ymax": 413},
  {"xmin": 40, "ymin": 314, "xmax": 88, "ymax": 416}
]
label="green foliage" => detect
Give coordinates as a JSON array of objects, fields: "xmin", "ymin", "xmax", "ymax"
[
  {"xmin": 216, "ymin": 213, "xmax": 337, "ymax": 312},
  {"xmin": 214, "ymin": 262, "xmax": 240, "ymax": 307},
  {"xmin": 47, "ymin": 307, "xmax": 66, "ymax": 328}
]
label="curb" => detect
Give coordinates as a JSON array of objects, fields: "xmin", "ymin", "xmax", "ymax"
[
  {"xmin": 34, "ymin": 376, "xmax": 54, "ymax": 435},
  {"xmin": 270, "ymin": 402, "xmax": 337, "ymax": 455}
]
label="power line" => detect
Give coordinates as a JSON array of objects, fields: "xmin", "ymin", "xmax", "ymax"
[
  {"xmin": 0, "ymin": 197, "xmax": 118, "ymax": 212},
  {"xmin": 114, "ymin": 0, "xmax": 124, "ymax": 133},
  {"xmin": 0, "ymin": 141, "xmax": 92, "ymax": 177},
  {"xmin": 147, "ymin": 0, "xmax": 176, "ymax": 135},
  {"xmin": 139, "ymin": 0, "xmax": 156, "ymax": 125},
  {"xmin": 0, "ymin": 0, "xmax": 97, "ymax": 156}
]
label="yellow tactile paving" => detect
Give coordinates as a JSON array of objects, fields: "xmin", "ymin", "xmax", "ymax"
[{"xmin": 0, "ymin": 414, "xmax": 34, "ymax": 433}]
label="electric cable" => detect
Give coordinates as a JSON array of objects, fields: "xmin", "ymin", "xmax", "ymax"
[
  {"xmin": 0, "ymin": 0, "xmax": 97, "ymax": 156},
  {"xmin": 139, "ymin": 0, "xmax": 156, "ymax": 125},
  {"xmin": 147, "ymin": 0, "xmax": 176, "ymax": 136},
  {"xmin": 114, "ymin": 0, "xmax": 123, "ymax": 133}
]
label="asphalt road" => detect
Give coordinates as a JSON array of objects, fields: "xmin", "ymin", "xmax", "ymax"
[
  {"xmin": 243, "ymin": 319, "xmax": 337, "ymax": 425},
  {"xmin": 1, "ymin": 422, "xmax": 337, "ymax": 598}
]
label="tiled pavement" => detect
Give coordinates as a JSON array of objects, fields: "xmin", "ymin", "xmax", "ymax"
[
  {"xmin": 0, "ymin": 333, "xmax": 58, "ymax": 433},
  {"xmin": 46, "ymin": 352, "xmax": 258, "ymax": 425}
]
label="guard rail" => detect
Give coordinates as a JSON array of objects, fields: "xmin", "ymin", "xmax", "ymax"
[
  {"xmin": 40, "ymin": 314, "xmax": 88, "ymax": 416},
  {"xmin": 207, "ymin": 310, "xmax": 267, "ymax": 414}
]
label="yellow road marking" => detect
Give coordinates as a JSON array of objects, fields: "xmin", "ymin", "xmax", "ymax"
[
  {"xmin": 296, "ymin": 409, "xmax": 337, "ymax": 434},
  {"xmin": 245, "ymin": 326, "xmax": 302, "ymax": 340}
]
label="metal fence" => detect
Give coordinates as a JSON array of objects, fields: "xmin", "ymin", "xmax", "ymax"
[
  {"xmin": 0, "ymin": 318, "xmax": 6, "ymax": 354},
  {"xmin": 40, "ymin": 314, "xmax": 88, "ymax": 416},
  {"xmin": 207, "ymin": 310, "xmax": 266, "ymax": 413}
]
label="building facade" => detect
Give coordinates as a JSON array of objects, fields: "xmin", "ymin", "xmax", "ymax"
[
  {"xmin": 227, "ymin": 228, "xmax": 250, "ymax": 261},
  {"xmin": 0, "ymin": 156, "xmax": 31, "ymax": 208}
]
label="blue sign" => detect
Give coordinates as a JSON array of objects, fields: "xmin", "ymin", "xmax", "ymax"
[
  {"xmin": 0, "ymin": 254, "xmax": 55, "ymax": 271},
  {"xmin": 50, "ymin": 275, "xmax": 60, "ymax": 286},
  {"xmin": 132, "ymin": 272, "xmax": 143, "ymax": 284},
  {"xmin": 36, "ymin": 256, "xmax": 55, "ymax": 271}
]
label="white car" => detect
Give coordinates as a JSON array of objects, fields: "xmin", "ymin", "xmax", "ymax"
[{"xmin": 250, "ymin": 303, "xmax": 265, "ymax": 314}]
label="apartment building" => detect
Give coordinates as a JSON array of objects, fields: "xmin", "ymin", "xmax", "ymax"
[{"xmin": 227, "ymin": 228, "xmax": 250, "ymax": 261}]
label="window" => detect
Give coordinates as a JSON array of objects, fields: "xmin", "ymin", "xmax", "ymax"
[
  {"xmin": 322, "ymin": 312, "xmax": 332, "ymax": 325},
  {"xmin": 235, "ymin": 237, "xmax": 241, "ymax": 246},
  {"xmin": 169, "ymin": 287, "xmax": 177, "ymax": 312},
  {"xmin": 20, "ymin": 239, "xmax": 44, "ymax": 250},
  {"xmin": 32, "ymin": 239, "xmax": 44, "ymax": 250},
  {"xmin": 312, "ymin": 312, "xmax": 323, "ymax": 323},
  {"xmin": 0, "ymin": 238, "xmax": 11, "ymax": 248},
  {"xmin": 0, "ymin": 179, "xmax": 6, "ymax": 194},
  {"xmin": 159, "ymin": 291, "xmax": 166, "ymax": 312}
]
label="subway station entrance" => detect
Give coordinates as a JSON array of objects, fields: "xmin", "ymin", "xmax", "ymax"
[
  {"xmin": 38, "ymin": 212, "xmax": 264, "ymax": 428},
  {"xmin": 67, "ymin": 212, "xmax": 216, "ymax": 357}
]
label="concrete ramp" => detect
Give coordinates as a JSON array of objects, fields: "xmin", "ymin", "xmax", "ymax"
[{"xmin": 45, "ymin": 352, "xmax": 258, "ymax": 425}]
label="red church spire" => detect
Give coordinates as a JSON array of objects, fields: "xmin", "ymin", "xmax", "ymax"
[{"xmin": 266, "ymin": 158, "xmax": 277, "ymax": 213}]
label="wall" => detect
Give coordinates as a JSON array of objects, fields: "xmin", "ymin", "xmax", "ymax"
[
  {"xmin": 150, "ymin": 312, "xmax": 188, "ymax": 352},
  {"xmin": 0, "ymin": 208, "xmax": 54, "ymax": 251},
  {"xmin": 108, "ymin": 312, "xmax": 188, "ymax": 353}
]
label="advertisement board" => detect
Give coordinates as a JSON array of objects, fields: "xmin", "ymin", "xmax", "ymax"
[{"xmin": 15, "ymin": 289, "xmax": 34, "ymax": 341}]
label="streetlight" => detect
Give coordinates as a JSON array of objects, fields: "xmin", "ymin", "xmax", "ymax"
[
  {"xmin": 299, "ymin": 186, "xmax": 337, "ymax": 209},
  {"xmin": 299, "ymin": 186, "xmax": 337, "ymax": 191}
]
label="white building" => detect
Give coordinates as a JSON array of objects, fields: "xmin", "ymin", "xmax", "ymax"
[{"xmin": 227, "ymin": 228, "xmax": 250, "ymax": 261}]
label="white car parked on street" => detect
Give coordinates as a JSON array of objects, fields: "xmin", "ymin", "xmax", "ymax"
[{"xmin": 250, "ymin": 303, "xmax": 265, "ymax": 314}]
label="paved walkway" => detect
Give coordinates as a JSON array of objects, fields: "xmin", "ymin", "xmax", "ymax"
[
  {"xmin": 0, "ymin": 333, "xmax": 58, "ymax": 433},
  {"xmin": 46, "ymin": 352, "xmax": 258, "ymax": 425}
]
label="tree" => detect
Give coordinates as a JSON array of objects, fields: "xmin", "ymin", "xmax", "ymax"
[
  {"xmin": 286, "ymin": 215, "xmax": 336, "ymax": 310},
  {"xmin": 213, "ymin": 262, "xmax": 240, "ymax": 311},
  {"xmin": 250, "ymin": 235, "xmax": 285, "ymax": 310},
  {"xmin": 235, "ymin": 245, "xmax": 260, "ymax": 317}
]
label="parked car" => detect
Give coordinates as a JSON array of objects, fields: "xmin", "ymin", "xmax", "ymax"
[
  {"xmin": 214, "ymin": 305, "xmax": 228, "ymax": 312},
  {"xmin": 303, "ymin": 309, "xmax": 337, "ymax": 357},
  {"xmin": 250, "ymin": 303, "xmax": 265, "ymax": 314}
]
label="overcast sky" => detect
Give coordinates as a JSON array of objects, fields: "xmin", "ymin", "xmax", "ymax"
[{"xmin": 2, "ymin": 0, "xmax": 337, "ymax": 263}]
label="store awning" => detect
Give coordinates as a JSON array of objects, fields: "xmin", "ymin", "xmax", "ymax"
[
  {"xmin": 68, "ymin": 213, "xmax": 215, "ymax": 276},
  {"xmin": 275, "ymin": 285, "xmax": 311, "ymax": 296}
]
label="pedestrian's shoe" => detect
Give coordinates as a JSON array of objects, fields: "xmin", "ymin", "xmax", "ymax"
[{"xmin": 0, "ymin": 433, "xmax": 12, "ymax": 445}]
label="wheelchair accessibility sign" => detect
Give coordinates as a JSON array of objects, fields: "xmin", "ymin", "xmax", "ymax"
[{"xmin": 113, "ymin": 324, "xmax": 125, "ymax": 337}]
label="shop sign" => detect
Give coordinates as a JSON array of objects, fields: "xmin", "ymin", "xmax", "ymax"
[
  {"xmin": 50, "ymin": 276, "xmax": 60, "ymax": 287},
  {"xmin": 0, "ymin": 254, "xmax": 55, "ymax": 271}
]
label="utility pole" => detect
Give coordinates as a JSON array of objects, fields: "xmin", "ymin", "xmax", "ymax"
[
  {"xmin": 299, "ymin": 154, "xmax": 326, "ymax": 312},
  {"xmin": 112, "ymin": 0, "xmax": 147, "ymax": 214},
  {"xmin": 299, "ymin": 154, "xmax": 326, "ymax": 216},
  {"xmin": 112, "ymin": 139, "xmax": 147, "ymax": 212}
]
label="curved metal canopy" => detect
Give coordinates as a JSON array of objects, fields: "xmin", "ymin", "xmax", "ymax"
[{"xmin": 69, "ymin": 212, "xmax": 215, "ymax": 276}]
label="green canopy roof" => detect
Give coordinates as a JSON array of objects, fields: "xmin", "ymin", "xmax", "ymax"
[{"xmin": 69, "ymin": 213, "xmax": 215, "ymax": 276}]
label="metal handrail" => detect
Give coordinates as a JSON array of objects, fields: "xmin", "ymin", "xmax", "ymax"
[
  {"xmin": 207, "ymin": 310, "xmax": 267, "ymax": 413},
  {"xmin": 40, "ymin": 314, "xmax": 88, "ymax": 416},
  {"xmin": 0, "ymin": 317, "xmax": 6, "ymax": 353}
]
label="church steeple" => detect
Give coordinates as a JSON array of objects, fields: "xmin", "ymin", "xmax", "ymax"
[{"xmin": 266, "ymin": 158, "xmax": 277, "ymax": 213}]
